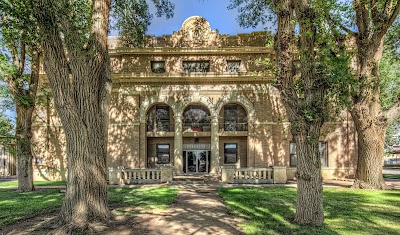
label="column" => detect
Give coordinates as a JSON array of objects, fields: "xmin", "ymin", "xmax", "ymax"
[
  {"xmin": 247, "ymin": 118, "xmax": 255, "ymax": 167},
  {"xmin": 210, "ymin": 115, "xmax": 220, "ymax": 174},
  {"xmin": 174, "ymin": 115, "xmax": 183, "ymax": 174},
  {"xmin": 139, "ymin": 122, "xmax": 147, "ymax": 168}
]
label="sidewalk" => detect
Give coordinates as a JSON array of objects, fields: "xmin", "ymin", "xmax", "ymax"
[{"xmin": 131, "ymin": 185, "xmax": 244, "ymax": 235}]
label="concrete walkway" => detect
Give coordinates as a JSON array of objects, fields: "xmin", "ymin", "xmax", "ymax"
[{"xmin": 133, "ymin": 185, "xmax": 244, "ymax": 235}]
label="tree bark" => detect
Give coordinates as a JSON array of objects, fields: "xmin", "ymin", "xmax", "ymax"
[
  {"xmin": 274, "ymin": 0, "xmax": 324, "ymax": 225},
  {"xmin": 294, "ymin": 131, "xmax": 324, "ymax": 225},
  {"xmin": 15, "ymin": 105, "xmax": 35, "ymax": 192},
  {"xmin": 33, "ymin": 0, "xmax": 112, "ymax": 230},
  {"xmin": 351, "ymin": 108, "xmax": 388, "ymax": 189}
]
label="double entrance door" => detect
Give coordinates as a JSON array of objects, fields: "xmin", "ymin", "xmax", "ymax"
[{"xmin": 185, "ymin": 150, "xmax": 210, "ymax": 173}]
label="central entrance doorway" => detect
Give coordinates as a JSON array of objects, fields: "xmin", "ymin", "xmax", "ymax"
[
  {"xmin": 183, "ymin": 144, "xmax": 211, "ymax": 174},
  {"xmin": 186, "ymin": 150, "xmax": 209, "ymax": 173}
]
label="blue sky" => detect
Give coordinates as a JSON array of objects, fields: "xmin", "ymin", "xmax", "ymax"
[{"xmin": 111, "ymin": 0, "xmax": 270, "ymax": 36}]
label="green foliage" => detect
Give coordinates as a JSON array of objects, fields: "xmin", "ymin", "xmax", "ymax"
[
  {"xmin": 0, "ymin": 0, "xmax": 39, "ymax": 49},
  {"xmin": 228, "ymin": 0, "xmax": 274, "ymax": 29},
  {"xmin": 380, "ymin": 47, "xmax": 400, "ymax": 110},
  {"xmin": 218, "ymin": 187, "xmax": 400, "ymax": 235},
  {"xmin": 0, "ymin": 113, "xmax": 14, "ymax": 136},
  {"xmin": 111, "ymin": 0, "xmax": 174, "ymax": 46}
]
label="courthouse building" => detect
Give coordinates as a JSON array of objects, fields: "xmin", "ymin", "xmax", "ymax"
[{"xmin": 33, "ymin": 16, "xmax": 358, "ymax": 182}]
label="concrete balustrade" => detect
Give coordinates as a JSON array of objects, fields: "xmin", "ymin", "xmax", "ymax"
[
  {"xmin": 221, "ymin": 166, "xmax": 287, "ymax": 184},
  {"xmin": 108, "ymin": 166, "xmax": 174, "ymax": 185}
]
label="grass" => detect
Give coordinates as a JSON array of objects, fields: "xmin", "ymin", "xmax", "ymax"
[
  {"xmin": 0, "ymin": 187, "xmax": 178, "ymax": 227},
  {"xmin": 0, "ymin": 180, "xmax": 66, "ymax": 187},
  {"xmin": 218, "ymin": 187, "xmax": 400, "ymax": 235}
]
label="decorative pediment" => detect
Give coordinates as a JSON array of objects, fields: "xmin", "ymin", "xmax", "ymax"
[{"xmin": 181, "ymin": 16, "xmax": 211, "ymax": 42}]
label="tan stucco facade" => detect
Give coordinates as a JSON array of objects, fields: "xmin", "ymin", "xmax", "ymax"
[{"xmin": 32, "ymin": 16, "xmax": 357, "ymax": 181}]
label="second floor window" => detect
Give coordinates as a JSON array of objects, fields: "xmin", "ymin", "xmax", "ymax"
[
  {"xmin": 151, "ymin": 61, "xmax": 165, "ymax": 73},
  {"xmin": 156, "ymin": 106, "xmax": 170, "ymax": 131},
  {"xmin": 183, "ymin": 61, "xmax": 210, "ymax": 73},
  {"xmin": 227, "ymin": 61, "xmax": 241, "ymax": 72},
  {"xmin": 224, "ymin": 105, "xmax": 238, "ymax": 131}
]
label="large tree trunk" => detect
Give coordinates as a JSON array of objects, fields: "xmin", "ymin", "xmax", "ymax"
[
  {"xmin": 33, "ymin": 0, "xmax": 112, "ymax": 230},
  {"xmin": 14, "ymin": 50, "xmax": 40, "ymax": 192},
  {"xmin": 16, "ymin": 105, "xmax": 35, "ymax": 192},
  {"xmin": 294, "ymin": 131, "xmax": 324, "ymax": 224},
  {"xmin": 351, "ymin": 97, "xmax": 389, "ymax": 189},
  {"xmin": 57, "ymin": 102, "xmax": 110, "ymax": 228}
]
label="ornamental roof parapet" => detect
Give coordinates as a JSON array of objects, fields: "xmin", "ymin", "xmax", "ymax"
[
  {"xmin": 108, "ymin": 16, "xmax": 273, "ymax": 49},
  {"xmin": 109, "ymin": 46, "xmax": 273, "ymax": 55}
]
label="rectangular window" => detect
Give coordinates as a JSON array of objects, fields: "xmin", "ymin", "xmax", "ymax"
[
  {"xmin": 157, "ymin": 144, "xmax": 170, "ymax": 164},
  {"xmin": 319, "ymin": 142, "xmax": 328, "ymax": 167},
  {"xmin": 227, "ymin": 60, "xmax": 241, "ymax": 72},
  {"xmin": 151, "ymin": 61, "xmax": 165, "ymax": 73},
  {"xmin": 183, "ymin": 61, "xmax": 210, "ymax": 73},
  {"xmin": 224, "ymin": 143, "xmax": 238, "ymax": 164},
  {"xmin": 289, "ymin": 142, "xmax": 328, "ymax": 167},
  {"xmin": 289, "ymin": 142, "xmax": 297, "ymax": 167}
]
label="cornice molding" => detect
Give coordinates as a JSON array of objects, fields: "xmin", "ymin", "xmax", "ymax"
[{"xmin": 109, "ymin": 47, "xmax": 273, "ymax": 56}]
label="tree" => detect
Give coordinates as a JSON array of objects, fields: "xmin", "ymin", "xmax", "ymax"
[
  {"xmin": 28, "ymin": 0, "xmax": 173, "ymax": 231},
  {"xmin": 0, "ymin": 1, "xmax": 41, "ymax": 192},
  {"xmin": 230, "ymin": 0, "xmax": 352, "ymax": 225},
  {"xmin": 380, "ymin": 23, "xmax": 400, "ymax": 152},
  {"xmin": 327, "ymin": 0, "xmax": 400, "ymax": 189}
]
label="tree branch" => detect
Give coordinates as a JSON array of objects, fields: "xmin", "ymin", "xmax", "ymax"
[
  {"xmin": 385, "ymin": 98, "xmax": 400, "ymax": 125},
  {"xmin": 376, "ymin": 1, "xmax": 400, "ymax": 41},
  {"xmin": 326, "ymin": 14, "xmax": 357, "ymax": 36}
]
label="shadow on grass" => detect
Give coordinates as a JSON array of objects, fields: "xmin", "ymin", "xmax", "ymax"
[
  {"xmin": 0, "ymin": 187, "xmax": 178, "ymax": 230},
  {"xmin": 218, "ymin": 187, "xmax": 400, "ymax": 235}
]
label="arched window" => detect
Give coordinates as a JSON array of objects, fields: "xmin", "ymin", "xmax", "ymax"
[{"xmin": 182, "ymin": 105, "xmax": 211, "ymax": 132}]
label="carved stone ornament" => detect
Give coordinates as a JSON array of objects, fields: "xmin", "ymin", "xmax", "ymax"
[{"xmin": 181, "ymin": 16, "xmax": 211, "ymax": 41}]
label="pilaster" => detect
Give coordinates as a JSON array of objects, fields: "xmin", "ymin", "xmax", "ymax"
[
  {"xmin": 210, "ymin": 115, "xmax": 220, "ymax": 174},
  {"xmin": 139, "ymin": 122, "xmax": 147, "ymax": 168},
  {"xmin": 174, "ymin": 115, "xmax": 183, "ymax": 173}
]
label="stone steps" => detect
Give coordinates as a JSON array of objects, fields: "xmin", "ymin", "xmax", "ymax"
[{"xmin": 172, "ymin": 174, "xmax": 220, "ymax": 184}]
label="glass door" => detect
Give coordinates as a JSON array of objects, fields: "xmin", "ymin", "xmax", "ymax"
[
  {"xmin": 187, "ymin": 151, "xmax": 197, "ymax": 173},
  {"xmin": 186, "ymin": 150, "xmax": 209, "ymax": 173}
]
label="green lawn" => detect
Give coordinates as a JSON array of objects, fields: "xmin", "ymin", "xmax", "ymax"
[
  {"xmin": 0, "ymin": 180, "xmax": 66, "ymax": 187},
  {"xmin": 0, "ymin": 187, "xmax": 178, "ymax": 227},
  {"xmin": 218, "ymin": 187, "xmax": 400, "ymax": 235}
]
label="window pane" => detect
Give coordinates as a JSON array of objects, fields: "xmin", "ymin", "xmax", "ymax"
[
  {"xmin": 290, "ymin": 154, "xmax": 297, "ymax": 167},
  {"xmin": 227, "ymin": 61, "xmax": 241, "ymax": 72},
  {"xmin": 157, "ymin": 144, "xmax": 170, "ymax": 164},
  {"xmin": 225, "ymin": 144, "xmax": 237, "ymax": 149},
  {"xmin": 290, "ymin": 143, "xmax": 297, "ymax": 167},
  {"xmin": 156, "ymin": 106, "xmax": 170, "ymax": 131},
  {"xmin": 224, "ymin": 143, "xmax": 237, "ymax": 164},
  {"xmin": 183, "ymin": 61, "xmax": 210, "ymax": 72},
  {"xmin": 151, "ymin": 61, "xmax": 165, "ymax": 73},
  {"xmin": 290, "ymin": 143, "xmax": 296, "ymax": 154},
  {"xmin": 319, "ymin": 142, "xmax": 328, "ymax": 167}
]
